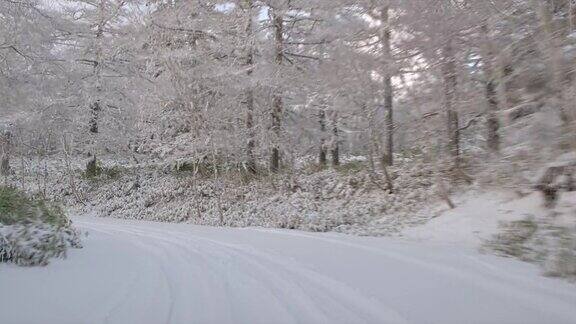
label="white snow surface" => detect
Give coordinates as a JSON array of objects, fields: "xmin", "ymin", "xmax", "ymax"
[
  {"xmin": 400, "ymin": 191, "xmax": 532, "ymax": 247},
  {"xmin": 401, "ymin": 190, "xmax": 576, "ymax": 249},
  {"xmin": 1, "ymin": 215, "xmax": 576, "ymax": 324}
]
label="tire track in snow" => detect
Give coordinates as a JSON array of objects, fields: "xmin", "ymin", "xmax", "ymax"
[
  {"xmin": 80, "ymin": 226, "xmax": 176, "ymax": 324},
  {"xmin": 78, "ymin": 221, "xmax": 410, "ymax": 324},
  {"xmin": 80, "ymin": 223, "xmax": 318, "ymax": 323},
  {"xmin": 250, "ymin": 229, "xmax": 576, "ymax": 323}
]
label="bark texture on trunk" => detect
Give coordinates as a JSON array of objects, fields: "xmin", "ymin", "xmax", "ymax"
[
  {"xmin": 87, "ymin": 0, "xmax": 107, "ymax": 173},
  {"xmin": 244, "ymin": 0, "xmax": 256, "ymax": 174},
  {"xmin": 270, "ymin": 95, "xmax": 282, "ymax": 172},
  {"xmin": 89, "ymin": 101, "xmax": 101, "ymax": 134},
  {"xmin": 381, "ymin": 5, "xmax": 394, "ymax": 166},
  {"xmin": 331, "ymin": 111, "xmax": 340, "ymax": 167},
  {"xmin": 0, "ymin": 156, "xmax": 9, "ymax": 176},
  {"xmin": 270, "ymin": 11, "xmax": 284, "ymax": 173},
  {"xmin": 531, "ymin": 0, "xmax": 570, "ymax": 123},
  {"xmin": 246, "ymin": 89, "xmax": 256, "ymax": 173},
  {"xmin": 318, "ymin": 107, "xmax": 327, "ymax": 166},
  {"xmin": 90, "ymin": 0, "xmax": 106, "ymax": 135},
  {"xmin": 485, "ymin": 80, "xmax": 500, "ymax": 152},
  {"xmin": 481, "ymin": 24, "xmax": 501, "ymax": 153},
  {"xmin": 0, "ymin": 132, "xmax": 11, "ymax": 176},
  {"xmin": 442, "ymin": 41, "xmax": 460, "ymax": 158},
  {"xmin": 496, "ymin": 50, "xmax": 512, "ymax": 112}
]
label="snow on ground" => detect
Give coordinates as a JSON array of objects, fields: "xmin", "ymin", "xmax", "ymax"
[
  {"xmin": 400, "ymin": 191, "xmax": 533, "ymax": 247},
  {"xmin": 1, "ymin": 214, "xmax": 576, "ymax": 324}
]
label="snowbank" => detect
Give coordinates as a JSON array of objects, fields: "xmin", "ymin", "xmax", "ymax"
[
  {"xmin": 401, "ymin": 191, "xmax": 530, "ymax": 247},
  {"xmin": 400, "ymin": 190, "xmax": 576, "ymax": 279}
]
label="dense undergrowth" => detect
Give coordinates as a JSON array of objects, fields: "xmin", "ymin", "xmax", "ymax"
[{"xmin": 7, "ymin": 155, "xmax": 459, "ymax": 236}]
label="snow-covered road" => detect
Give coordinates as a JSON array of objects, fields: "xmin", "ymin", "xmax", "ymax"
[{"xmin": 1, "ymin": 216, "xmax": 576, "ymax": 324}]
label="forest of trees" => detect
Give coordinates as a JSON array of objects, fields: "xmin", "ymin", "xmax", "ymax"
[
  {"xmin": 0, "ymin": 0, "xmax": 575, "ymax": 192},
  {"xmin": 2, "ymin": 0, "xmax": 576, "ymax": 280}
]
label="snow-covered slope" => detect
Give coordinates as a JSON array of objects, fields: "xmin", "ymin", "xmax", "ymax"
[
  {"xmin": 400, "ymin": 191, "xmax": 533, "ymax": 247},
  {"xmin": 1, "ymin": 215, "xmax": 575, "ymax": 324}
]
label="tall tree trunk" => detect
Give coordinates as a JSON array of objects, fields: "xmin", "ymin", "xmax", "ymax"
[
  {"xmin": 87, "ymin": 0, "xmax": 105, "ymax": 180},
  {"xmin": 531, "ymin": 0, "xmax": 570, "ymax": 123},
  {"xmin": 442, "ymin": 40, "xmax": 460, "ymax": 159},
  {"xmin": 89, "ymin": 101, "xmax": 101, "ymax": 134},
  {"xmin": 571, "ymin": 0, "xmax": 575, "ymax": 34},
  {"xmin": 244, "ymin": 0, "xmax": 256, "ymax": 174},
  {"xmin": 0, "ymin": 133, "xmax": 11, "ymax": 176},
  {"xmin": 246, "ymin": 91, "xmax": 256, "ymax": 174},
  {"xmin": 87, "ymin": 0, "xmax": 106, "ymax": 173},
  {"xmin": 497, "ymin": 49, "xmax": 512, "ymax": 111},
  {"xmin": 485, "ymin": 79, "xmax": 500, "ymax": 152},
  {"xmin": 270, "ymin": 10, "xmax": 284, "ymax": 173},
  {"xmin": 318, "ymin": 106, "xmax": 327, "ymax": 166},
  {"xmin": 331, "ymin": 111, "xmax": 340, "ymax": 167},
  {"xmin": 366, "ymin": 104, "xmax": 381, "ymax": 170},
  {"xmin": 90, "ymin": 0, "xmax": 105, "ymax": 135},
  {"xmin": 481, "ymin": 24, "xmax": 501, "ymax": 153},
  {"xmin": 0, "ymin": 155, "xmax": 9, "ymax": 176},
  {"xmin": 381, "ymin": 5, "xmax": 394, "ymax": 166}
]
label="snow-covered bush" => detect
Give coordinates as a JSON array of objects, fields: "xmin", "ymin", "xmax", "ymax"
[
  {"xmin": 486, "ymin": 218, "xmax": 539, "ymax": 261},
  {"xmin": 542, "ymin": 226, "xmax": 576, "ymax": 279},
  {"xmin": 485, "ymin": 192, "xmax": 576, "ymax": 280},
  {"xmin": 487, "ymin": 217, "xmax": 576, "ymax": 280},
  {"xmin": 0, "ymin": 221, "xmax": 82, "ymax": 266},
  {"xmin": 0, "ymin": 186, "xmax": 82, "ymax": 266}
]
